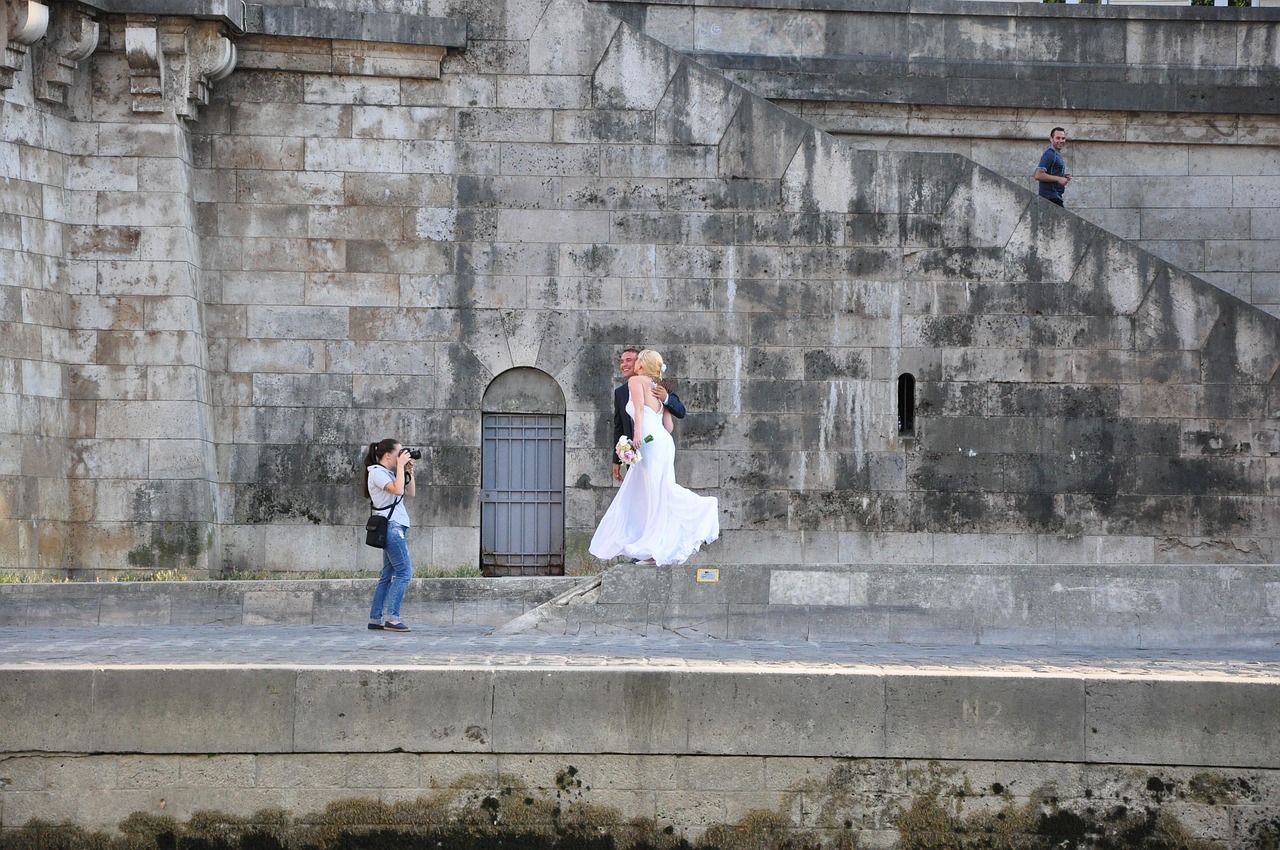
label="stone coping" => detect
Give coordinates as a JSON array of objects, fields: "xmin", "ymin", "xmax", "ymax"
[{"xmin": 2, "ymin": 625, "xmax": 1277, "ymax": 768}]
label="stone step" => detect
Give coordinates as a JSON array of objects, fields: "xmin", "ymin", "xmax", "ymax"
[
  {"xmin": 4, "ymin": 563, "xmax": 1277, "ymax": 649},
  {"xmin": 0, "ymin": 576, "xmax": 581, "ymax": 628},
  {"xmin": 513, "ymin": 562, "xmax": 1280, "ymax": 649}
]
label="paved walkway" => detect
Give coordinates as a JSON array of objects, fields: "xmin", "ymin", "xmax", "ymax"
[{"xmin": 1, "ymin": 624, "xmax": 1276, "ymax": 680}]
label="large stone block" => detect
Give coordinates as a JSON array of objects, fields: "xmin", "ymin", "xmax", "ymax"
[
  {"xmin": 222, "ymin": 271, "xmax": 307, "ymax": 305},
  {"xmin": 593, "ymin": 26, "xmax": 681, "ymax": 112},
  {"xmin": 217, "ymin": 203, "xmax": 311, "ymax": 238},
  {"xmin": 0, "ymin": 669, "xmax": 297, "ymax": 753},
  {"xmin": 234, "ymin": 171, "xmax": 345, "ymax": 206},
  {"xmin": 529, "ymin": 0, "xmax": 619, "ymax": 74},
  {"xmin": 458, "ymin": 107, "xmax": 553, "ymax": 142},
  {"xmin": 294, "ymin": 669, "xmax": 485, "ymax": 751},
  {"xmin": 600, "ymin": 144, "xmax": 717, "ymax": 179},
  {"xmin": 497, "ymin": 209, "xmax": 610, "ymax": 243},
  {"xmin": 248, "ymin": 306, "xmax": 350, "ymax": 340},
  {"xmin": 1086, "ymin": 680, "xmax": 1280, "ymax": 768},
  {"xmin": 553, "ymin": 109, "xmax": 655, "ymax": 144},
  {"xmin": 211, "ymin": 135, "xmax": 307, "ymax": 171},
  {"xmin": 885, "ymin": 674, "xmax": 1085, "ymax": 761}
]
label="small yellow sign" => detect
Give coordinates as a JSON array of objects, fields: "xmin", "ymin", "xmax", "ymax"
[{"xmin": 696, "ymin": 568, "xmax": 720, "ymax": 583}]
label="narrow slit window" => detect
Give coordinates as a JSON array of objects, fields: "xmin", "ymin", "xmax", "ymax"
[{"xmin": 897, "ymin": 373, "xmax": 915, "ymax": 435}]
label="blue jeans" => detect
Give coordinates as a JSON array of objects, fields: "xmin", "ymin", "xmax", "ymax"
[{"xmin": 369, "ymin": 523, "xmax": 412, "ymax": 623}]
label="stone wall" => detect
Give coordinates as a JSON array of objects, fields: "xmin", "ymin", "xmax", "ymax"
[
  {"xmin": 2, "ymin": 752, "xmax": 1277, "ymax": 846},
  {"xmin": 1, "ymin": 0, "xmax": 1278, "ymax": 575},
  {"xmin": 1, "ymin": 3, "xmax": 79, "ymax": 574}
]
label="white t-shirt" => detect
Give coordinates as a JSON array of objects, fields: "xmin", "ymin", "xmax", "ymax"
[{"xmin": 368, "ymin": 465, "xmax": 411, "ymax": 527}]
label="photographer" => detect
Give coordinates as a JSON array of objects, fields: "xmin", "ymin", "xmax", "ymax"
[{"xmin": 363, "ymin": 438, "xmax": 417, "ymax": 632}]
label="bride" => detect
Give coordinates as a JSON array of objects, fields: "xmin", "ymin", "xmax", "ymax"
[{"xmin": 589, "ymin": 349, "xmax": 719, "ymax": 565}]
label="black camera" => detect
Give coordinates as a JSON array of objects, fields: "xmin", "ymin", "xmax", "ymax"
[{"xmin": 401, "ymin": 448, "xmax": 422, "ymax": 460}]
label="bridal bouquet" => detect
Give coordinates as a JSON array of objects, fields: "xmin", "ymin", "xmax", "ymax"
[{"xmin": 615, "ymin": 434, "xmax": 653, "ymax": 466}]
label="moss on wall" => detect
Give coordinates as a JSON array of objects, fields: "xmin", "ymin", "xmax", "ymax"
[{"xmin": 1, "ymin": 765, "xmax": 1273, "ymax": 850}]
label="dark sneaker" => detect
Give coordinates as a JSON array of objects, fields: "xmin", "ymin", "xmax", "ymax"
[
  {"xmin": 368, "ymin": 623, "xmax": 384, "ymax": 630},
  {"xmin": 383, "ymin": 621, "xmax": 411, "ymax": 632}
]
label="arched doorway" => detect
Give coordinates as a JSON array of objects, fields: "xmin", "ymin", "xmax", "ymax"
[{"xmin": 479, "ymin": 368, "xmax": 566, "ymax": 576}]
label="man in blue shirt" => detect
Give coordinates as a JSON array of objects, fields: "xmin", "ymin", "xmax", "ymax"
[{"xmin": 1034, "ymin": 127, "xmax": 1071, "ymax": 207}]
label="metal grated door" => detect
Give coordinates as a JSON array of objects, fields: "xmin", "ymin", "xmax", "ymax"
[{"xmin": 480, "ymin": 413, "xmax": 565, "ymax": 575}]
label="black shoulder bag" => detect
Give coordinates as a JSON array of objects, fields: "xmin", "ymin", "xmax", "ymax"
[{"xmin": 365, "ymin": 495, "xmax": 403, "ymax": 549}]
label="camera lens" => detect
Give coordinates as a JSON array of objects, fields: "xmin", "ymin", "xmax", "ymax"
[{"xmin": 407, "ymin": 448, "xmax": 422, "ymax": 460}]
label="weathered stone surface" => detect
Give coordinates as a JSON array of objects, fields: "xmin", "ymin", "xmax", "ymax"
[{"xmin": 3, "ymin": 0, "xmax": 1280, "ymax": 578}]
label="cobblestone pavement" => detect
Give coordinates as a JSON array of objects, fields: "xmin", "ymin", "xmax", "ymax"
[{"xmin": 0, "ymin": 625, "xmax": 1276, "ymax": 679}]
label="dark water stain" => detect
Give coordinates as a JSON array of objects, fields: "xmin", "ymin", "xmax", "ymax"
[
  {"xmin": 126, "ymin": 521, "xmax": 207, "ymax": 570},
  {"xmin": 1, "ymin": 768, "xmax": 1271, "ymax": 850}
]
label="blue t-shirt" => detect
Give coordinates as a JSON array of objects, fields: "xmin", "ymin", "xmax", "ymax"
[{"xmin": 1036, "ymin": 147, "xmax": 1067, "ymax": 201}]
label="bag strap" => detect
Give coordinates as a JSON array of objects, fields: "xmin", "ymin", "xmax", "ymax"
[
  {"xmin": 370, "ymin": 495, "xmax": 402, "ymax": 516},
  {"xmin": 368, "ymin": 466, "xmax": 403, "ymax": 515}
]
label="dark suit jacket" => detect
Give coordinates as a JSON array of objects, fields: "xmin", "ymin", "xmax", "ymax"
[{"xmin": 612, "ymin": 382, "xmax": 686, "ymax": 463}]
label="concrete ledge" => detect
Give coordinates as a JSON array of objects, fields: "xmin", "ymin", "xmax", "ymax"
[
  {"xmin": 0, "ymin": 577, "xmax": 584, "ymax": 628},
  {"xmin": 2, "ymin": 665, "xmax": 1275, "ymax": 768}
]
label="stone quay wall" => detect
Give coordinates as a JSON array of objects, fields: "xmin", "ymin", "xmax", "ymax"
[
  {"xmin": 0, "ymin": 0, "xmax": 1278, "ymax": 576},
  {"xmin": 3, "ymin": 647, "xmax": 1279, "ymax": 843}
]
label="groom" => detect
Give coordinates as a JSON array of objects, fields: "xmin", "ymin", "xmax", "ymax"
[{"xmin": 611, "ymin": 347, "xmax": 686, "ymax": 481}]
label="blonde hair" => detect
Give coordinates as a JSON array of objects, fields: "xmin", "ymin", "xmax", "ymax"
[{"xmin": 634, "ymin": 349, "xmax": 664, "ymax": 379}]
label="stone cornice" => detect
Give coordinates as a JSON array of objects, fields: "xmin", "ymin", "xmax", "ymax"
[
  {"xmin": 2, "ymin": 0, "xmax": 51, "ymax": 89},
  {"xmin": 75, "ymin": 0, "xmax": 243, "ymax": 30},
  {"xmin": 121, "ymin": 14, "xmax": 236, "ymax": 118},
  {"xmin": 34, "ymin": 0, "xmax": 97, "ymax": 103},
  {"xmin": 3, "ymin": 1, "xmax": 467, "ymax": 113},
  {"xmin": 68, "ymin": 0, "xmax": 469, "ymax": 46}
]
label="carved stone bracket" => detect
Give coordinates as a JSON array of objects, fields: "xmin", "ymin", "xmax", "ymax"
[
  {"xmin": 125, "ymin": 14, "xmax": 233, "ymax": 119},
  {"xmin": 35, "ymin": 1, "xmax": 98, "ymax": 104},
  {"xmin": 164, "ymin": 17, "xmax": 234, "ymax": 120},
  {"xmin": 124, "ymin": 14, "xmax": 162, "ymax": 112},
  {"xmin": 2, "ymin": 0, "xmax": 51, "ymax": 90}
]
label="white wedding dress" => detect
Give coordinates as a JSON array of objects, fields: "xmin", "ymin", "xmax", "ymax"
[{"xmin": 589, "ymin": 399, "xmax": 719, "ymax": 565}]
